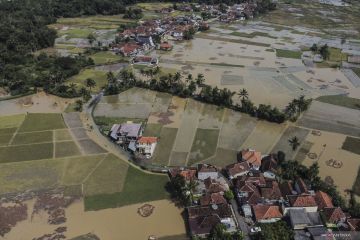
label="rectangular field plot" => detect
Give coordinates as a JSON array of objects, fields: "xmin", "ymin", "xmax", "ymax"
[
  {"xmin": 0, "ymin": 134, "xmax": 12, "ymax": 146},
  {"xmin": 151, "ymin": 92, "xmax": 172, "ymax": 113},
  {"xmin": 241, "ymin": 121, "xmax": 286, "ymax": 153},
  {"xmin": 169, "ymin": 151, "xmax": 188, "ymax": 166},
  {"xmin": 202, "ymin": 148, "xmax": 238, "ymax": 168},
  {"xmin": 0, "ymin": 127, "xmax": 17, "ymax": 135},
  {"xmin": 55, "ymin": 141, "xmax": 82, "ymax": 158},
  {"xmin": 84, "ymin": 164, "xmax": 169, "ymax": 210},
  {"xmin": 60, "ymin": 154, "xmax": 106, "ymax": 186},
  {"xmin": 218, "ymin": 110, "xmax": 257, "ymax": 150},
  {"xmin": 342, "ymin": 136, "xmax": 360, "ymax": 155},
  {"xmin": 271, "ymin": 126, "xmax": 310, "ymax": 159},
  {"xmin": 63, "ymin": 112, "xmax": 83, "ymax": 128},
  {"xmin": 70, "ymin": 128, "xmax": 89, "ymax": 140},
  {"xmin": 143, "ymin": 123, "xmax": 163, "ymax": 137},
  {"xmin": 297, "ymin": 101, "xmax": 360, "ymax": 137},
  {"xmin": 165, "ymin": 97, "xmax": 187, "ymax": 128},
  {"xmin": 0, "ymin": 143, "xmax": 53, "ymax": 163},
  {"xmin": 100, "ymin": 87, "xmax": 156, "ymax": 104},
  {"xmin": 83, "ymin": 154, "xmax": 129, "ymax": 196},
  {"xmin": 198, "ymin": 104, "xmax": 224, "ymax": 129},
  {"xmin": 294, "ymin": 141, "xmax": 314, "ymax": 163},
  {"xmin": 94, "ymin": 103, "xmax": 152, "ymax": 119},
  {"xmin": 55, "ymin": 129, "xmax": 73, "ymax": 141},
  {"xmin": 188, "ymin": 129, "xmax": 220, "ymax": 166},
  {"xmin": 0, "ymin": 114, "xmax": 25, "ymax": 129},
  {"xmin": 18, "ymin": 113, "xmax": 66, "ymax": 132},
  {"xmin": 153, "ymin": 127, "xmax": 178, "ymax": 166},
  {"xmin": 78, "ymin": 139, "xmax": 107, "ymax": 155},
  {"xmin": 0, "ymin": 158, "xmax": 64, "ymax": 194},
  {"xmin": 12, "ymin": 131, "xmax": 53, "ymax": 145},
  {"xmin": 221, "ymin": 75, "xmax": 244, "ymax": 85}
]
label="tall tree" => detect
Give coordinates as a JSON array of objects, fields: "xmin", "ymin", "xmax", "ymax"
[
  {"xmin": 85, "ymin": 78, "xmax": 96, "ymax": 91},
  {"xmin": 238, "ymin": 88, "xmax": 249, "ymax": 101},
  {"xmin": 289, "ymin": 136, "xmax": 300, "ymax": 151}
]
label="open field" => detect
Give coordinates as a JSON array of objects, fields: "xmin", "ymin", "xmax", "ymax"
[
  {"xmin": 18, "ymin": 113, "xmax": 66, "ymax": 132},
  {"xmin": 84, "ymin": 164, "xmax": 169, "ymax": 210},
  {"xmin": 297, "ymin": 101, "xmax": 360, "ymax": 137},
  {"xmin": 316, "ymin": 95, "xmax": 360, "ymax": 110},
  {"xmin": 153, "ymin": 127, "xmax": 178, "ymax": 165},
  {"xmin": 55, "ymin": 141, "xmax": 82, "ymax": 158},
  {"xmin": 69, "ymin": 68, "xmax": 108, "ymax": 93},
  {"xmin": 342, "ymin": 136, "xmax": 360, "ymax": 155},
  {"xmin": 90, "ymin": 51, "xmax": 125, "ymax": 65},
  {"xmin": 0, "ymin": 143, "xmax": 54, "ymax": 163},
  {"xmin": 12, "ymin": 131, "xmax": 53, "ymax": 145},
  {"xmin": 302, "ymin": 131, "xmax": 360, "ymax": 196},
  {"xmin": 276, "ymin": 49, "xmax": 302, "ymax": 59},
  {"xmin": 188, "ymin": 129, "xmax": 220, "ymax": 166}
]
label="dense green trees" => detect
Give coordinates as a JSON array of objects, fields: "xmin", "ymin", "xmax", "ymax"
[{"xmin": 251, "ymin": 221, "xmax": 294, "ymax": 240}]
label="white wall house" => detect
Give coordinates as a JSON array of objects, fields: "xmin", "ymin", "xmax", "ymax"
[{"xmin": 137, "ymin": 137, "xmax": 158, "ymax": 158}]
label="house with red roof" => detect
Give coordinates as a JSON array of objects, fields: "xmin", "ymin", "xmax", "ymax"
[
  {"xmin": 238, "ymin": 149, "xmax": 262, "ymax": 170},
  {"xmin": 314, "ymin": 191, "xmax": 333, "ymax": 210},
  {"xmin": 252, "ymin": 205, "xmax": 283, "ymax": 223},
  {"xmin": 200, "ymin": 192, "xmax": 227, "ymax": 206},
  {"xmin": 226, "ymin": 162, "xmax": 250, "ymax": 179},
  {"xmin": 137, "ymin": 136, "xmax": 158, "ymax": 158},
  {"xmin": 159, "ymin": 42, "xmax": 173, "ymax": 51},
  {"xmin": 114, "ymin": 42, "xmax": 142, "ymax": 57},
  {"xmin": 284, "ymin": 195, "xmax": 318, "ymax": 214},
  {"xmin": 323, "ymin": 207, "xmax": 346, "ymax": 227},
  {"xmin": 197, "ymin": 164, "xmax": 219, "ymax": 180},
  {"xmin": 169, "ymin": 168, "xmax": 197, "ymax": 182}
]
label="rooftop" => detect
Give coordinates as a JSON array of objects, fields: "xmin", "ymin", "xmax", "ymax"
[{"xmin": 252, "ymin": 204, "xmax": 282, "ymax": 221}]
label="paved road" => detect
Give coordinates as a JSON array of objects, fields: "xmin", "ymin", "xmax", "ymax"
[{"xmin": 230, "ymin": 199, "xmax": 251, "ymax": 240}]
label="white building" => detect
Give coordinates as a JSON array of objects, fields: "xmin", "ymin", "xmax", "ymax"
[{"xmin": 137, "ymin": 136, "xmax": 158, "ymax": 158}]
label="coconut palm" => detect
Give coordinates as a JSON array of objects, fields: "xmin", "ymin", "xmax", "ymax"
[
  {"xmin": 289, "ymin": 136, "xmax": 300, "ymax": 151},
  {"xmin": 238, "ymin": 88, "xmax": 249, "ymax": 101},
  {"xmin": 196, "ymin": 73, "xmax": 205, "ymax": 86},
  {"xmin": 85, "ymin": 78, "xmax": 96, "ymax": 91}
]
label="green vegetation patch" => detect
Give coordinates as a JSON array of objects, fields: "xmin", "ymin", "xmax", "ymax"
[
  {"xmin": 12, "ymin": 131, "xmax": 53, "ymax": 145},
  {"xmin": 55, "ymin": 141, "xmax": 81, "ymax": 158},
  {"xmin": 68, "ymin": 68, "xmax": 108, "ymax": 93},
  {"xmin": 276, "ymin": 49, "xmax": 302, "ymax": 59},
  {"xmin": 316, "ymin": 95, "xmax": 360, "ymax": 110},
  {"xmin": 0, "ymin": 143, "xmax": 54, "ymax": 163},
  {"xmin": 18, "ymin": 113, "xmax": 66, "ymax": 132},
  {"xmin": 328, "ymin": 47, "xmax": 347, "ymax": 62},
  {"xmin": 143, "ymin": 123, "xmax": 163, "ymax": 137},
  {"xmin": 83, "ymin": 154, "xmax": 129, "ymax": 196},
  {"xmin": 90, "ymin": 51, "xmax": 125, "ymax": 65},
  {"xmin": 153, "ymin": 127, "xmax": 178, "ymax": 166},
  {"xmin": 84, "ymin": 163, "xmax": 169, "ymax": 210},
  {"xmin": 0, "ymin": 134, "xmax": 12, "ymax": 146},
  {"xmin": 0, "ymin": 114, "xmax": 25, "ymax": 129},
  {"xmin": 55, "ymin": 129, "xmax": 73, "ymax": 141},
  {"xmin": 61, "ymin": 154, "xmax": 106, "ymax": 185},
  {"xmin": 0, "ymin": 158, "xmax": 64, "ymax": 195},
  {"xmin": 188, "ymin": 129, "xmax": 220, "ymax": 166},
  {"xmin": 58, "ymin": 28, "xmax": 94, "ymax": 39},
  {"xmin": 203, "ymin": 147, "xmax": 237, "ymax": 168},
  {"xmin": 0, "ymin": 127, "xmax": 17, "ymax": 135},
  {"xmin": 342, "ymin": 137, "xmax": 360, "ymax": 155}
]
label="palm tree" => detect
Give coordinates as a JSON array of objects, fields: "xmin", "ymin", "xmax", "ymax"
[
  {"xmin": 289, "ymin": 136, "xmax": 300, "ymax": 151},
  {"xmin": 173, "ymin": 72, "xmax": 182, "ymax": 83},
  {"xmin": 196, "ymin": 73, "xmax": 205, "ymax": 86},
  {"xmin": 186, "ymin": 74, "xmax": 193, "ymax": 84},
  {"xmin": 185, "ymin": 179, "xmax": 198, "ymax": 203},
  {"xmin": 85, "ymin": 78, "xmax": 96, "ymax": 92},
  {"xmin": 285, "ymin": 101, "xmax": 297, "ymax": 118},
  {"xmin": 238, "ymin": 88, "xmax": 249, "ymax": 101}
]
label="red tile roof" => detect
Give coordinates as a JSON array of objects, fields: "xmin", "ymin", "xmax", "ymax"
[
  {"xmin": 200, "ymin": 193, "xmax": 227, "ymax": 206},
  {"xmin": 226, "ymin": 162, "xmax": 250, "ymax": 177},
  {"xmin": 120, "ymin": 43, "xmax": 141, "ymax": 54},
  {"xmin": 241, "ymin": 149, "xmax": 262, "ymax": 167},
  {"xmin": 347, "ymin": 218, "xmax": 360, "ymax": 231},
  {"xmin": 198, "ymin": 164, "xmax": 218, "ymax": 173},
  {"xmin": 204, "ymin": 177, "xmax": 227, "ymax": 194},
  {"xmin": 169, "ymin": 168, "xmax": 197, "ymax": 181},
  {"xmin": 260, "ymin": 181, "xmax": 282, "ymax": 200},
  {"xmin": 315, "ymin": 191, "xmax": 333, "ymax": 210},
  {"xmin": 252, "ymin": 205, "xmax": 282, "ymax": 221},
  {"xmin": 288, "ymin": 195, "xmax": 317, "ymax": 208},
  {"xmin": 138, "ymin": 136, "xmax": 158, "ymax": 144},
  {"xmin": 323, "ymin": 207, "xmax": 345, "ymax": 224},
  {"xmin": 160, "ymin": 42, "xmax": 173, "ymax": 50}
]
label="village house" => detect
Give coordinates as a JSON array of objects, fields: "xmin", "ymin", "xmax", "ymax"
[
  {"xmin": 294, "ymin": 178, "xmax": 310, "ymax": 195},
  {"xmin": 187, "ymin": 204, "xmax": 237, "ymax": 238},
  {"xmin": 280, "ymin": 180, "xmax": 297, "ymax": 199},
  {"xmin": 322, "ymin": 207, "xmax": 346, "ymax": 227},
  {"xmin": 238, "ymin": 149, "xmax": 262, "ymax": 171},
  {"xmin": 226, "ymin": 161, "xmax": 250, "ymax": 179},
  {"xmin": 137, "ymin": 136, "xmax": 158, "ymax": 158},
  {"xmin": 200, "ymin": 192, "xmax": 227, "ymax": 206},
  {"xmin": 252, "ymin": 204, "xmax": 283, "ymax": 223},
  {"xmin": 109, "ymin": 123, "xmax": 143, "ymax": 144},
  {"xmin": 261, "ymin": 154, "xmax": 278, "ymax": 179},
  {"xmin": 111, "ymin": 42, "xmax": 142, "ymax": 57},
  {"xmin": 314, "ymin": 191, "xmax": 333, "ymax": 210},
  {"xmin": 159, "ymin": 41, "xmax": 173, "ymax": 51},
  {"xmin": 197, "ymin": 164, "xmax": 219, "ymax": 180},
  {"xmin": 288, "ymin": 208, "xmax": 324, "ymax": 230},
  {"xmin": 169, "ymin": 168, "xmax": 197, "ymax": 182},
  {"xmin": 131, "ymin": 55, "xmax": 159, "ymax": 67},
  {"xmin": 284, "ymin": 195, "xmax": 318, "ymax": 214}
]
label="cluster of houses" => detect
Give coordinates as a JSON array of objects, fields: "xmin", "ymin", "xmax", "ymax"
[
  {"xmin": 110, "ymin": 15, "xmax": 208, "ymax": 67},
  {"xmin": 168, "ymin": 149, "xmax": 360, "ymax": 239},
  {"xmin": 109, "ymin": 122, "xmax": 158, "ymax": 159}
]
